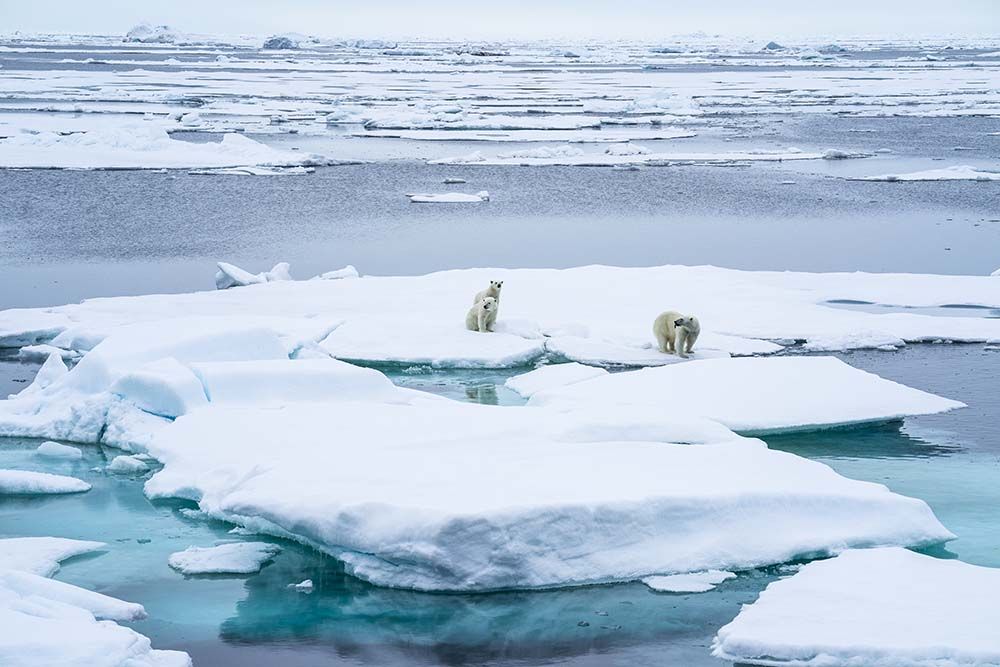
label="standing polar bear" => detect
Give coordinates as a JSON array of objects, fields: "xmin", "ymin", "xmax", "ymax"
[
  {"xmin": 466, "ymin": 296, "xmax": 498, "ymax": 333},
  {"xmin": 653, "ymin": 311, "xmax": 701, "ymax": 358},
  {"xmin": 474, "ymin": 280, "xmax": 503, "ymax": 306}
]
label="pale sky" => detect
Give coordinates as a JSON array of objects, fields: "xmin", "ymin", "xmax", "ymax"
[{"xmin": 1, "ymin": 0, "xmax": 997, "ymax": 40}]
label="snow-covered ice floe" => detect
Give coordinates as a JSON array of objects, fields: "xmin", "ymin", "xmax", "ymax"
[
  {"xmin": 0, "ymin": 127, "xmax": 326, "ymax": 170},
  {"xmin": 713, "ymin": 547, "xmax": 1000, "ymax": 667},
  {"xmin": 504, "ymin": 362, "xmax": 609, "ymax": 398},
  {"xmin": 407, "ymin": 190, "xmax": 490, "ymax": 203},
  {"xmin": 168, "ymin": 542, "xmax": 281, "ymax": 575},
  {"xmin": 0, "ymin": 469, "xmax": 91, "ymax": 495},
  {"xmin": 643, "ymin": 570, "xmax": 736, "ymax": 593},
  {"xmin": 527, "ymin": 357, "xmax": 963, "ymax": 435},
  {"xmin": 3, "ymin": 264, "xmax": 998, "ymax": 372},
  {"xmin": 187, "ymin": 166, "xmax": 315, "ymax": 176},
  {"xmin": 852, "ymin": 165, "xmax": 1000, "ymax": 181},
  {"xmin": 0, "ymin": 537, "xmax": 190, "ymax": 667},
  {"xmin": 215, "ymin": 261, "xmax": 292, "ymax": 290},
  {"xmin": 431, "ymin": 148, "xmax": 858, "ymax": 167},
  {"xmin": 35, "ymin": 441, "xmax": 83, "ymax": 460}
]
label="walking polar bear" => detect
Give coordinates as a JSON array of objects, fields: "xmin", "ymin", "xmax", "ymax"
[
  {"xmin": 653, "ymin": 311, "xmax": 701, "ymax": 358},
  {"xmin": 466, "ymin": 296, "xmax": 498, "ymax": 333}
]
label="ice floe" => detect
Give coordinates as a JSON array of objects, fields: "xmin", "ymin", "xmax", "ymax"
[
  {"xmin": 713, "ymin": 547, "xmax": 1000, "ymax": 667},
  {"xmin": 215, "ymin": 261, "xmax": 293, "ymax": 289},
  {"xmin": 0, "ymin": 469, "xmax": 91, "ymax": 494},
  {"xmin": 35, "ymin": 441, "xmax": 83, "ymax": 460},
  {"xmin": 168, "ymin": 542, "xmax": 281, "ymax": 574},
  {"xmin": 188, "ymin": 166, "xmax": 315, "ymax": 176},
  {"xmin": 528, "ymin": 357, "xmax": 963, "ymax": 434},
  {"xmin": 853, "ymin": 165, "xmax": 1000, "ymax": 181},
  {"xmin": 643, "ymin": 570, "xmax": 736, "ymax": 593},
  {"xmin": 313, "ymin": 265, "xmax": 360, "ymax": 280},
  {"xmin": 124, "ymin": 24, "xmax": 185, "ymax": 44},
  {"xmin": 505, "ymin": 362, "xmax": 609, "ymax": 398},
  {"xmin": 431, "ymin": 148, "xmax": 840, "ymax": 167},
  {"xmin": 0, "ymin": 537, "xmax": 104, "ymax": 577},
  {"xmin": 288, "ymin": 579, "xmax": 314, "ymax": 593},
  {"xmin": 0, "ymin": 127, "xmax": 325, "ymax": 170},
  {"xmin": 107, "ymin": 455, "xmax": 151, "ymax": 475},
  {"xmin": 407, "ymin": 190, "xmax": 490, "ymax": 203}
]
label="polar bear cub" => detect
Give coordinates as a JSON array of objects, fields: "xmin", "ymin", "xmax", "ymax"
[
  {"xmin": 474, "ymin": 280, "xmax": 503, "ymax": 305},
  {"xmin": 653, "ymin": 311, "xmax": 701, "ymax": 358},
  {"xmin": 466, "ymin": 296, "xmax": 498, "ymax": 333}
]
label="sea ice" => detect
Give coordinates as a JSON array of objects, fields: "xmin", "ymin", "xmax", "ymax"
[
  {"xmin": 215, "ymin": 261, "xmax": 293, "ymax": 289},
  {"xmin": 528, "ymin": 357, "xmax": 963, "ymax": 434},
  {"xmin": 853, "ymin": 165, "xmax": 1000, "ymax": 181},
  {"xmin": 504, "ymin": 362, "xmax": 609, "ymax": 398},
  {"xmin": 642, "ymin": 570, "xmax": 736, "ymax": 593},
  {"xmin": 167, "ymin": 542, "xmax": 281, "ymax": 574},
  {"xmin": 713, "ymin": 548, "xmax": 1000, "ymax": 667},
  {"xmin": 107, "ymin": 455, "xmax": 150, "ymax": 475},
  {"xmin": 110, "ymin": 357, "xmax": 208, "ymax": 418},
  {"xmin": 0, "ymin": 469, "xmax": 91, "ymax": 495},
  {"xmin": 35, "ymin": 441, "xmax": 83, "ymax": 460},
  {"xmin": 16, "ymin": 344, "xmax": 80, "ymax": 363},
  {"xmin": 407, "ymin": 191, "xmax": 490, "ymax": 203},
  {"xmin": 0, "ymin": 537, "xmax": 104, "ymax": 577},
  {"xmin": 288, "ymin": 579, "xmax": 314, "ymax": 593},
  {"xmin": 313, "ymin": 265, "xmax": 360, "ymax": 280}
]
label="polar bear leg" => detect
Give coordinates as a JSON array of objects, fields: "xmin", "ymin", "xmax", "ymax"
[
  {"xmin": 685, "ymin": 330, "xmax": 699, "ymax": 354},
  {"xmin": 675, "ymin": 329, "xmax": 688, "ymax": 358},
  {"xmin": 655, "ymin": 331, "xmax": 670, "ymax": 353},
  {"xmin": 485, "ymin": 308, "xmax": 497, "ymax": 332}
]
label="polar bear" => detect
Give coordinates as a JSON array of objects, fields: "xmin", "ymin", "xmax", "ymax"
[
  {"xmin": 466, "ymin": 297, "xmax": 498, "ymax": 333},
  {"xmin": 653, "ymin": 310, "xmax": 701, "ymax": 358},
  {"xmin": 474, "ymin": 280, "xmax": 503, "ymax": 305}
]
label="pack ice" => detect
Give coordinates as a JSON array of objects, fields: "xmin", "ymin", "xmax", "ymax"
[
  {"xmin": 0, "ymin": 537, "xmax": 190, "ymax": 667},
  {"xmin": 713, "ymin": 548, "xmax": 1000, "ymax": 667}
]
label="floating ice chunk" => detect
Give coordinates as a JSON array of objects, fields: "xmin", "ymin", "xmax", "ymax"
[
  {"xmin": 529, "ymin": 357, "xmax": 964, "ymax": 434},
  {"xmin": 822, "ymin": 148, "xmax": 868, "ymax": 159},
  {"xmin": 713, "ymin": 548, "xmax": 1000, "ymax": 667},
  {"xmin": 803, "ymin": 330, "xmax": 906, "ymax": 352},
  {"xmin": 288, "ymin": 579, "xmax": 314, "ymax": 593},
  {"xmin": 505, "ymin": 363, "xmax": 609, "ymax": 398},
  {"xmin": 0, "ymin": 537, "xmax": 105, "ymax": 577},
  {"xmin": 443, "ymin": 177, "xmax": 466, "ymax": 184},
  {"xmin": 605, "ymin": 143, "xmax": 651, "ymax": 156},
  {"xmin": 108, "ymin": 455, "xmax": 150, "ymax": 475},
  {"xmin": 763, "ymin": 41, "xmax": 786, "ymax": 50},
  {"xmin": 431, "ymin": 149, "xmax": 836, "ymax": 167},
  {"xmin": 190, "ymin": 358, "xmax": 398, "ymax": 405},
  {"xmin": 0, "ymin": 469, "xmax": 90, "ymax": 495},
  {"xmin": 15, "ymin": 352, "xmax": 67, "ymax": 397},
  {"xmin": 497, "ymin": 145, "xmax": 584, "ymax": 159},
  {"xmin": 262, "ymin": 35, "xmax": 299, "ymax": 50},
  {"xmin": 189, "ymin": 166, "xmax": 314, "ymax": 176},
  {"xmin": 215, "ymin": 261, "xmax": 292, "ymax": 289},
  {"xmin": 143, "ymin": 397, "xmax": 952, "ymax": 592},
  {"xmin": 854, "ymin": 166, "xmax": 1000, "ymax": 181},
  {"xmin": 407, "ymin": 191, "xmax": 490, "ymax": 203},
  {"xmin": 17, "ymin": 344, "xmax": 79, "ymax": 363},
  {"xmin": 313, "ymin": 265, "xmax": 359, "ymax": 280},
  {"xmin": 124, "ymin": 23, "xmax": 184, "ymax": 44},
  {"xmin": 35, "ymin": 441, "xmax": 83, "ymax": 460},
  {"xmin": 168, "ymin": 542, "xmax": 281, "ymax": 574},
  {"xmin": 111, "ymin": 358, "xmax": 208, "ymax": 418},
  {"xmin": 643, "ymin": 570, "xmax": 735, "ymax": 593}
]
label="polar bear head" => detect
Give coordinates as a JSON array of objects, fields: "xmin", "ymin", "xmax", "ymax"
[
  {"xmin": 490, "ymin": 280, "xmax": 503, "ymax": 291},
  {"xmin": 481, "ymin": 296, "xmax": 497, "ymax": 310},
  {"xmin": 673, "ymin": 315, "xmax": 700, "ymax": 332}
]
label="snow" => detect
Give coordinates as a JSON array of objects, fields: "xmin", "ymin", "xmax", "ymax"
[
  {"xmin": 0, "ymin": 537, "xmax": 104, "ymax": 577},
  {"xmin": 854, "ymin": 165, "xmax": 1000, "ymax": 181},
  {"xmin": 111, "ymin": 357, "xmax": 208, "ymax": 418},
  {"xmin": 0, "ymin": 127, "xmax": 324, "ymax": 170},
  {"xmin": 35, "ymin": 441, "xmax": 83, "ymax": 460},
  {"xmin": 141, "ymin": 386, "xmax": 953, "ymax": 591},
  {"xmin": 107, "ymin": 455, "xmax": 150, "ymax": 475},
  {"xmin": 15, "ymin": 352, "xmax": 67, "ymax": 398},
  {"xmin": 713, "ymin": 548, "xmax": 1000, "ymax": 667},
  {"xmin": 528, "ymin": 357, "xmax": 963, "ymax": 434},
  {"xmin": 313, "ymin": 265, "xmax": 360, "ymax": 280},
  {"xmin": 504, "ymin": 362, "xmax": 609, "ymax": 398},
  {"xmin": 17, "ymin": 344, "xmax": 80, "ymax": 363},
  {"xmin": 0, "ymin": 469, "xmax": 91, "ymax": 495},
  {"xmin": 605, "ymin": 142, "xmax": 651, "ymax": 156},
  {"xmin": 215, "ymin": 261, "xmax": 292, "ymax": 289},
  {"xmin": 167, "ymin": 542, "xmax": 281, "ymax": 574},
  {"xmin": 124, "ymin": 24, "xmax": 185, "ymax": 44},
  {"xmin": 408, "ymin": 190, "xmax": 490, "ymax": 203},
  {"xmin": 188, "ymin": 166, "xmax": 314, "ymax": 176},
  {"xmin": 497, "ymin": 145, "xmax": 584, "ymax": 159},
  {"xmin": 643, "ymin": 570, "xmax": 736, "ymax": 593}
]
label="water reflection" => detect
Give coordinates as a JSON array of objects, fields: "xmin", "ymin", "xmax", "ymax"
[{"xmin": 764, "ymin": 421, "xmax": 962, "ymax": 460}]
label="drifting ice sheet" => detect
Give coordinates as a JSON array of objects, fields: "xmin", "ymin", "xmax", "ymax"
[
  {"xmin": 713, "ymin": 547, "xmax": 1000, "ymax": 667},
  {"xmin": 408, "ymin": 190, "xmax": 490, "ymax": 203},
  {"xmin": 643, "ymin": 570, "xmax": 736, "ymax": 593},
  {"xmin": 853, "ymin": 165, "xmax": 1000, "ymax": 181},
  {"xmin": 168, "ymin": 542, "xmax": 281, "ymax": 574},
  {"xmin": 0, "ymin": 537, "xmax": 105, "ymax": 577},
  {"xmin": 0, "ymin": 469, "xmax": 91, "ymax": 495}
]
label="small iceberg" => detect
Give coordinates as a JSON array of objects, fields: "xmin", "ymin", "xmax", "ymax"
[
  {"xmin": 215, "ymin": 261, "xmax": 292, "ymax": 290},
  {"xmin": 643, "ymin": 570, "xmax": 735, "ymax": 593},
  {"xmin": 107, "ymin": 455, "xmax": 151, "ymax": 475},
  {"xmin": 0, "ymin": 469, "xmax": 91, "ymax": 495},
  {"xmin": 188, "ymin": 166, "xmax": 314, "ymax": 176},
  {"xmin": 313, "ymin": 265, "xmax": 360, "ymax": 280},
  {"xmin": 407, "ymin": 191, "xmax": 490, "ymax": 203},
  {"xmin": 35, "ymin": 441, "xmax": 83, "ymax": 460},
  {"xmin": 288, "ymin": 579, "xmax": 314, "ymax": 593},
  {"xmin": 168, "ymin": 542, "xmax": 281, "ymax": 575}
]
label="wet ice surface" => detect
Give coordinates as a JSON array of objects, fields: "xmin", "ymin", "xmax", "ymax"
[{"xmin": 0, "ymin": 345, "xmax": 997, "ymax": 666}]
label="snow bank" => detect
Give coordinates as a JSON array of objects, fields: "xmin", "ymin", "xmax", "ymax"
[
  {"xmin": 528, "ymin": 357, "xmax": 963, "ymax": 434},
  {"xmin": 111, "ymin": 358, "xmax": 208, "ymax": 418},
  {"xmin": 313, "ymin": 265, "xmax": 360, "ymax": 280},
  {"xmin": 504, "ymin": 362, "xmax": 609, "ymax": 398},
  {"xmin": 853, "ymin": 165, "xmax": 1000, "ymax": 181},
  {"xmin": 35, "ymin": 441, "xmax": 83, "ymax": 460},
  {"xmin": 408, "ymin": 190, "xmax": 490, "ymax": 203},
  {"xmin": 643, "ymin": 570, "xmax": 735, "ymax": 593},
  {"xmin": 713, "ymin": 548, "xmax": 1000, "ymax": 667},
  {"xmin": 0, "ymin": 537, "xmax": 104, "ymax": 577},
  {"xmin": 142, "ymin": 394, "xmax": 952, "ymax": 591},
  {"xmin": 215, "ymin": 261, "xmax": 292, "ymax": 289},
  {"xmin": 0, "ymin": 469, "xmax": 91, "ymax": 495},
  {"xmin": 168, "ymin": 542, "xmax": 281, "ymax": 574},
  {"xmin": 0, "ymin": 127, "xmax": 324, "ymax": 170}
]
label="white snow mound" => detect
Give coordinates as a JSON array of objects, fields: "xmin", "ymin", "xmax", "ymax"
[
  {"xmin": 643, "ymin": 570, "xmax": 736, "ymax": 593},
  {"xmin": 0, "ymin": 469, "xmax": 91, "ymax": 495},
  {"xmin": 168, "ymin": 542, "xmax": 281, "ymax": 574}
]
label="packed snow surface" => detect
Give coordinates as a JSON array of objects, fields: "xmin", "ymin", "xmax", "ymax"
[
  {"xmin": 505, "ymin": 362, "xmax": 609, "ymax": 398},
  {"xmin": 713, "ymin": 547, "xmax": 1000, "ymax": 667},
  {"xmin": 0, "ymin": 537, "xmax": 105, "ymax": 577},
  {"xmin": 528, "ymin": 357, "xmax": 964, "ymax": 434},
  {"xmin": 168, "ymin": 542, "xmax": 281, "ymax": 574},
  {"xmin": 643, "ymin": 570, "xmax": 736, "ymax": 593},
  {"xmin": 0, "ymin": 469, "xmax": 91, "ymax": 494}
]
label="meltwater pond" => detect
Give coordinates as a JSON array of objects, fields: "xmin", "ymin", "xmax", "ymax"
[{"xmin": 0, "ymin": 344, "xmax": 997, "ymax": 666}]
